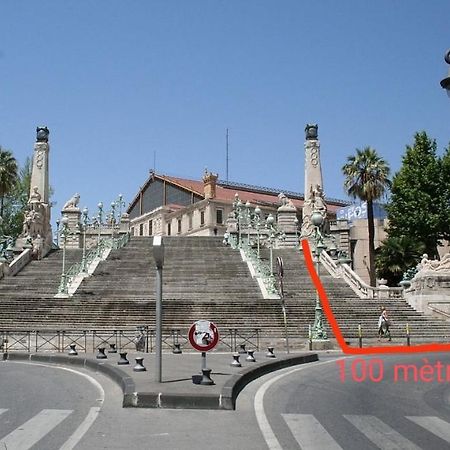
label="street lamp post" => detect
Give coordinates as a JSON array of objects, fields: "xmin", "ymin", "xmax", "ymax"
[
  {"xmin": 80, "ymin": 207, "xmax": 89, "ymax": 273},
  {"xmin": 153, "ymin": 236, "xmax": 165, "ymax": 383},
  {"xmin": 236, "ymin": 199, "xmax": 243, "ymax": 248},
  {"xmin": 55, "ymin": 218, "xmax": 60, "ymax": 247},
  {"xmin": 266, "ymin": 214, "xmax": 276, "ymax": 274},
  {"xmin": 116, "ymin": 194, "xmax": 125, "ymax": 221},
  {"xmin": 254, "ymin": 206, "xmax": 262, "ymax": 258},
  {"xmin": 57, "ymin": 216, "xmax": 69, "ymax": 296},
  {"xmin": 110, "ymin": 202, "xmax": 116, "ymax": 244},
  {"xmin": 97, "ymin": 202, "xmax": 103, "ymax": 257},
  {"xmin": 440, "ymin": 49, "xmax": 450, "ymax": 97},
  {"xmin": 311, "ymin": 211, "xmax": 328, "ymax": 341},
  {"xmin": 245, "ymin": 201, "xmax": 251, "ymax": 248}
]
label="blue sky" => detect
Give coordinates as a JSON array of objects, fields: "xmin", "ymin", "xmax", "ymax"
[{"xmin": 0, "ymin": 1, "xmax": 449, "ymax": 222}]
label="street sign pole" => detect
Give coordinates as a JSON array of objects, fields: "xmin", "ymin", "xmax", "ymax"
[
  {"xmin": 201, "ymin": 351, "xmax": 206, "ymax": 371},
  {"xmin": 188, "ymin": 320, "xmax": 219, "ymax": 385},
  {"xmin": 153, "ymin": 236, "xmax": 165, "ymax": 383}
]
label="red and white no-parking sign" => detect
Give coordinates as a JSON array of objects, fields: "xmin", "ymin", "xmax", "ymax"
[{"xmin": 188, "ymin": 320, "xmax": 219, "ymax": 352}]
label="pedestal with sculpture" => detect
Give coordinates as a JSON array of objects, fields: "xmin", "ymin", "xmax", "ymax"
[{"xmin": 15, "ymin": 127, "xmax": 53, "ymax": 259}]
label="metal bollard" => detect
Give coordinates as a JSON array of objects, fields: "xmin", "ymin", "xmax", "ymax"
[
  {"xmin": 238, "ymin": 343, "xmax": 246, "ymax": 354},
  {"xmin": 172, "ymin": 343, "xmax": 182, "ymax": 354},
  {"xmin": 96, "ymin": 347, "xmax": 107, "ymax": 359},
  {"xmin": 68, "ymin": 344, "xmax": 78, "ymax": 356},
  {"xmin": 246, "ymin": 350, "xmax": 256, "ymax": 362},
  {"xmin": 133, "ymin": 357, "xmax": 146, "ymax": 372},
  {"xmin": 266, "ymin": 347, "xmax": 276, "ymax": 358},
  {"xmin": 117, "ymin": 351, "xmax": 130, "ymax": 365},
  {"xmin": 308, "ymin": 324, "xmax": 312, "ymax": 351},
  {"xmin": 358, "ymin": 323, "xmax": 363, "ymax": 348},
  {"xmin": 230, "ymin": 353, "xmax": 242, "ymax": 367},
  {"xmin": 200, "ymin": 368, "xmax": 215, "ymax": 385},
  {"xmin": 406, "ymin": 323, "xmax": 410, "ymax": 346},
  {"xmin": 108, "ymin": 343, "xmax": 117, "ymax": 353}
]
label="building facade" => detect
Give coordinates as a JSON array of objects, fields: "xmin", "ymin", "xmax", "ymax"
[{"xmin": 127, "ymin": 170, "xmax": 348, "ymax": 239}]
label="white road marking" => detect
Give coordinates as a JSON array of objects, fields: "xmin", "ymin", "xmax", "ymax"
[
  {"xmin": 406, "ymin": 416, "xmax": 450, "ymax": 443},
  {"xmin": 344, "ymin": 414, "xmax": 421, "ymax": 450},
  {"xmin": 254, "ymin": 358, "xmax": 345, "ymax": 450},
  {"xmin": 282, "ymin": 413, "xmax": 343, "ymax": 449},
  {"xmin": 0, "ymin": 409, "xmax": 72, "ymax": 450},
  {"xmin": 60, "ymin": 406, "xmax": 101, "ymax": 450},
  {"xmin": 0, "ymin": 409, "xmax": 7, "ymax": 416},
  {"xmin": 7, "ymin": 361, "xmax": 105, "ymax": 448}
]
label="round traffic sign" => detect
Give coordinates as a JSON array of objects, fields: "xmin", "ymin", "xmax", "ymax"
[{"xmin": 188, "ymin": 320, "xmax": 219, "ymax": 352}]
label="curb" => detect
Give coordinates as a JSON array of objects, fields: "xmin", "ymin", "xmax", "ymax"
[{"xmin": 2, "ymin": 351, "xmax": 318, "ymax": 410}]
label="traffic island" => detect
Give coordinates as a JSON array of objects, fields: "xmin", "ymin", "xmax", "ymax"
[{"xmin": 2, "ymin": 351, "xmax": 319, "ymax": 410}]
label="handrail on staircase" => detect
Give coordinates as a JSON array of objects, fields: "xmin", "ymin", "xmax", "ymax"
[
  {"xmin": 57, "ymin": 232, "xmax": 130, "ymax": 297},
  {"xmin": 319, "ymin": 250, "xmax": 404, "ymax": 300}
]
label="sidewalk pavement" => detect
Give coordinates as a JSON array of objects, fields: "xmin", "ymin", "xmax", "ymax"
[{"xmin": 3, "ymin": 350, "xmax": 319, "ymax": 410}]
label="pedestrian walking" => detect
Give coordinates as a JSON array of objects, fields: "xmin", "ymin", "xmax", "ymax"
[{"xmin": 378, "ymin": 306, "xmax": 392, "ymax": 341}]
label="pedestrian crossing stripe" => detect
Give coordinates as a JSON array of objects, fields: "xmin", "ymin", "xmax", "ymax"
[
  {"xmin": 344, "ymin": 415, "xmax": 421, "ymax": 450},
  {"xmin": 280, "ymin": 414, "xmax": 450, "ymax": 449},
  {"xmin": 282, "ymin": 414, "xmax": 343, "ymax": 449},
  {"xmin": 406, "ymin": 416, "xmax": 450, "ymax": 444},
  {"xmin": 0, "ymin": 409, "xmax": 72, "ymax": 450}
]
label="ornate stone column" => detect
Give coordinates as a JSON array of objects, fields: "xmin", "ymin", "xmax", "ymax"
[
  {"xmin": 301, "ymin": 124, "xmax": 327, "ymax": 239},
  {"xmin": 15, "ymin": 127, "xmax": 53, "ymax": 259}
]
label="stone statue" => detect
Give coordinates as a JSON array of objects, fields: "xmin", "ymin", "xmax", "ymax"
[
  {"xmin": 63, "ymin": 193, "xmax": 80, "ymax": 210},
  {"xmin": 311, "ymin": 184, "xmax": 326, "ymax": 216},
  {"xmin": 278, "ymin": 192, "xmax": 295, "ymax": 209},
  {"xmin": 29, "ymin": 186, "xmax": 41, "ymax": 203},
  {"xmin": 278, "ymin": 192, "xmax": 288, "ymax": 206},
  {"xmin": 36, "ymin": 126, "xmax": 49, "ymax": 143},
  {"xmin": 417, "ymin": 253, "xmax": 450, "ymax": 273},
  {"xmin": 305, "ymin": 123, "xmax": 318, "ymax": 140}
]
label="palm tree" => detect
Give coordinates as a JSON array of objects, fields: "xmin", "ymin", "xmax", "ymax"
[
  {"xmin": 375, "ymin": 235, "xmax": 425, "ymax": 286},
  {"xmin": 342, "ymin": 147, "xmax": 391, "ymax": 286},
  {"xmin": 0, "ymin": 147, "xmax": 19, "ymax": 218}
]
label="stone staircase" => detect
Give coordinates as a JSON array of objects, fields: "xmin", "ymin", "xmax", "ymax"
[
  {"xmin": 271, "ymin": 247, "xmax": 450, "ymax": 341},
  {"xmin": 0, "ymin": 237, "xmax": 449, "ymax": 343}
]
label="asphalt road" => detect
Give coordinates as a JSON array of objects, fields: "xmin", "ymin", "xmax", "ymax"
[
  {"xmin": 259, "ymin": 353, "xmax": 450, "ymax": 449},
  {"xmin": 0, "ymin": 361, "xmax": 104, "ymax": 450},
  {"xmin": 2, "ymin": 353, "xmax": 450, "ymax": 449}
]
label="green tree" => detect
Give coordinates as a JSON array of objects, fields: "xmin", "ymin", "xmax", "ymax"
[
  {"xmin": 386, "ymin": 132, "xmax": 442, "ymax": 258},
  {"xmin": 0, "ymin": 147, "xmax": 18, "ymax": 218},
  {"xmin": 439, "ymin": 144, "xmax": 450, "ymax": 242},
  {"xmin": 342, "ymin": 147, "xmax": 391, "ymax": 286},
  {"xmin": 0, "ymin": 157, "xmax": 32, "ymax": 238},
  {"xmin": 375, "ymin": 235, "xmax": 425, "ymax": 286}
]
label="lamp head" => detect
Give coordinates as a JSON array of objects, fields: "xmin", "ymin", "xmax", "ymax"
[{"xmin": 311, "ymin": 211, "xmax": 324, "ymax": 227}]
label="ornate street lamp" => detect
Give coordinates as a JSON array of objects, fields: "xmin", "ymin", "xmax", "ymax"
[
  {"xmin": 245, "ymin": 201, "xmax": 251, "ymax": 248},
  {"xmin": 55, "ymin": 218, "xmax": 60, "ymax": 247},
  {"xmin": 80, "ymin": 207, "xmax": 89, "ymax": 273},
  {"xmin": 254, "ymin": 206, "xmax": 262, "ymax": 258},
  {"xmin": 266, "ymin": 214, "xmax": 276, "ymax": 274},
  {"xmin": 110, "ymin": 201, "xmax": 116, "ymax": 243},
  {"xmin": 294, "ymin": 217, "xmax": 299, "ymax": 242},
  {"xmin": 236, "ymin": 197, "xmax": 243, "ymax": 248},
  {"xmin": 57, "ymin": 216, "xmax": 70, "ymax": 296},
  {"xmin": 311, "ymin": 211, "xmax": 328, "ymax": 341},
  {"xmin": 115, "ymin": 194, "xmax": 125, "ymax": 221},
  {"xmin": 96, "ymin": 202, "xmax": 103, "ymax": 257},
  {"xmin": 440, "ymin": 49, "xmax": 450, "ymax": 97}
]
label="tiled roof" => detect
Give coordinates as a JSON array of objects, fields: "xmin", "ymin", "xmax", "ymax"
[{"xmin": 127, "ymin": 172, "xmax": 348, "ymax": 213}]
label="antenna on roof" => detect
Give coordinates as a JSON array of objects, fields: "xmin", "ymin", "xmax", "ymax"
[
  {"xmin": 226, "ymin": 128, "xmax": 229, "ymax": 182},
  {"xmin": 153, "ymin": 151, "xmax": 156, "ymax": 173}
]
